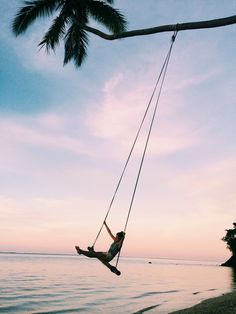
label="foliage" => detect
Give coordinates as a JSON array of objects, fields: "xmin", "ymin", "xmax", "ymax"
[
  {"xmin": 222, "ymin": 222, "xmax": 236, "ymax": 255},
  {"xmin": 12, "ymin": 0, "xmax": 127, "ymax": 67},
  {"xmin": 12, "ymin": 2, "xmax": 236, "ymax": 68}
]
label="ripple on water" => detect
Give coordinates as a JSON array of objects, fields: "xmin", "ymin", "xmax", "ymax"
[
  {"xmin": 132, "ymin": 303, "xmax": 162, "ymax": 314},
  {"xmin": 131, "ymin": 289, "xmax": 179, "ymax": 299},
  {"xmin": 33, "ymin": 307, "xmax": 90, "ymax": 314},
  {"xmin": 0, "ymin": 254, "xmax": 233, "ymax": 314}
]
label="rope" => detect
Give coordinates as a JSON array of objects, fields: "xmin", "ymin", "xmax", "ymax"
[
  {"xmin": 115, "ymin": 30, "xmax": 178, "ymax": 267},
  {"xmin": 91, "ymin": 28, "xmax": 178, "ymax": 268},
  {"xmin": 91, "ymin": 35, "xmax": 174, "ymax": 248}
]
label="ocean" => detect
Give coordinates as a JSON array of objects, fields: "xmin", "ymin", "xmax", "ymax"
[{"xmin": 0, "ymin": 253, "xmax": 235, "ymax": 314}]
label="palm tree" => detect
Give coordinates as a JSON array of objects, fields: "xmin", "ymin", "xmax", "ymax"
[
  {"xmin": 12, "ymin": 1, "xmax": 236, "ymax": 68},
  {"xmin": 221, "ymin": 222, "xmax": 236, "ymax": 268},
  {"xmin": 222, "ymin": 222, "xmax": 236, "ymax": 255},
  {"xmin": 12, "ymin": 0, "xmax": 127, "ymax": 67}
]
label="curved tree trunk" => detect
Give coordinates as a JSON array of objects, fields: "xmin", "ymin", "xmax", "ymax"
[{"xmin": 82, "ymin": 15, "xmax": 236, "ymax": 40}]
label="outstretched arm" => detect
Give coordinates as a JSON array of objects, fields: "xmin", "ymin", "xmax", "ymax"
[{"xmin": 104, "ymin": 221, "xmax": 116, "ymax": 241}]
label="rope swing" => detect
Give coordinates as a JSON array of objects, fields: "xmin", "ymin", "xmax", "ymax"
[{"xmin": 92, "ymin": 28, "xmax": 178, "ymax": 268}]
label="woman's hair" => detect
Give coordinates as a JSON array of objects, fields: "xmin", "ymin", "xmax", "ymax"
[{"xmin": 116, "ymin": 231, "xmax": 125, "ymax": 240}]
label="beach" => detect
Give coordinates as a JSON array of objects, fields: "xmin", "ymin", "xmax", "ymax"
[{"xmin": 170, "ymin": 291, "xmax": 236, "ymax": 313}]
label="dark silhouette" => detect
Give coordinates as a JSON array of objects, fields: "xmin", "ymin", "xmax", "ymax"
[
  {"xmin": 12, "ymin": 0, "xmax": 127, "ymax": 68},
  {"xmin": 221, "ymin": 222, "xmax": 236, "ymax": 267},
  {"xmin": 231, "ymin": 267, "xmax": 236, "ymax": 289},
  {"xmin": 12, "ymin": 1, "xmax": 236, "ymax": 68},
  {"xmin": 75, "ymin": 221, "xmax": 125, "ymax": 276}
]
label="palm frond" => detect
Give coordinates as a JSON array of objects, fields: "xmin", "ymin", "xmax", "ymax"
[
  {"xmin": 64, "ymin": 22, "xmax": 89, "ymax": 67},
  {"xmin": 12, "ymin": 0, "xmax": 127, "ymax": 67},
  {"xmin": 12, "ymin": 0, "xmax": 59, "ymax": 36},
  {"xmin": 38, "ymin": 14, "xmax": 67, "ymax": 52},
  {"xmin": 86, "ymin": 0, "xmax": 127, "ymax": 34}
]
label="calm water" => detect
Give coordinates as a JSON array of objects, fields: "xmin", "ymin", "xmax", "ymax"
[{"xmin": 0, "ymin": 253, "xmax": 235, "ymax": 314}]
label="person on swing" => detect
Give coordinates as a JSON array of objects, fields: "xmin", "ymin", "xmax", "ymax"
[{"xmin": 75, "ymin": 221, "xmax": 125, "ymax": 275}]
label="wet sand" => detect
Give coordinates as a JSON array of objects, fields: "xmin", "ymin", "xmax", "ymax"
[{"xmin": 170, "ymin": 291, "xmax": 236, "ymax": 313}]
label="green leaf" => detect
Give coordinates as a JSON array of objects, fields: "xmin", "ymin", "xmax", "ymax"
[
  {"xmin": 87, "ymin": 0, "xmax": 127, "ymax": 34},
  {"xmin": 64, "ymin": 22, "xmax": 89, "ymax": 67},
  {"xmin": 12, "ymin": 0, "xmax": 59, "ymax": 35}
]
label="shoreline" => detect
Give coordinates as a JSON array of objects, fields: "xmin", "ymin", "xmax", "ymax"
[{"xmin": 170, "ymin": 291, "xmax": 236, "ymax": 313}]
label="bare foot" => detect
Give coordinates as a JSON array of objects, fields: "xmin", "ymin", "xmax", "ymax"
[{"xmin": 75, "ymin": 246, "xmax": 81, "ymax": 254}]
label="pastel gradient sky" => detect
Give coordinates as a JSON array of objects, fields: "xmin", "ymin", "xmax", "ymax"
[{"xmin": 1, "ymin": 0, "xmax": 236, "ymax": 262}]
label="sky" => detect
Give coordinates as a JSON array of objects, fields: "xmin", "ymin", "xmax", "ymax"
[{"xmin": 0, "ymin": 0, "xmax": 236, "ymax": 262}]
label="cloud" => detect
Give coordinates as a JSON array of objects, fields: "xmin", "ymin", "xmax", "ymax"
[
  {"xmin": 147, "ymin": 133, "xmax": 200, "ymax": 156},
  {"xmin": 0, "ymin": 193, "xmax": 107, "ymax": 253},
  {"xmin": 161, "ymin": 156, "xmax": 236, "ymax": 218},
  {"xmin": 0, "ymin": 114, "xmax": 94, "ymax": 157},
  {"xmin": 170, "ymin": 70, "xmax": 219, "ymax": 91},
  {"xmin": 2, "ymin": 5, "xmax": 75, "ymax": 79},
  {"xmin": 82, "ymin": 32, "xmax": 229, "ymax": 161},
  {"xmin": 14, "ymin": 34, "xmax": 76, "ymax": 78},
  {"xmin": 85, "ymin": 65, "xmax": 204, "ymax": 159}
]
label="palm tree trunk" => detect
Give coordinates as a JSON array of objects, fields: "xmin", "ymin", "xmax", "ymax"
[{"xmin": 81, "ymin": 15, "xmax": 236, "ymax": 40}]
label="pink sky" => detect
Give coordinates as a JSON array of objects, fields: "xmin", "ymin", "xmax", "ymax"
[{"xmin": 0, "ymin": 0, "xmax": 236, "ymax": 262}]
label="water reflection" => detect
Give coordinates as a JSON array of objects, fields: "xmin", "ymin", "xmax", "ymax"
[{"xmin": 0, "ymin": 254, "xmax": 234, "ymax": 314}]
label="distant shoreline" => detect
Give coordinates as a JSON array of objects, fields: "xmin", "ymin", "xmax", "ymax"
[
  {"xmin": 0, "ymin": 251, "xmax": 75, "ymax": 256},
  {"xmin": 0, "ymin": 251, "xmax": 223, "ymax": 263}
]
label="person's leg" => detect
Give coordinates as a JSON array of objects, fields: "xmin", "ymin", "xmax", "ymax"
[
  {"xmin": 99, "ymin": 259, "xmax": 121, "ymax": 276},
  {"xmin": 75, "ymin": 246, "xmax": 121, "ymax": 276},
  {"xmin": 75, "ymin": 246, "xmax": 107, "ymax": 261}
]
